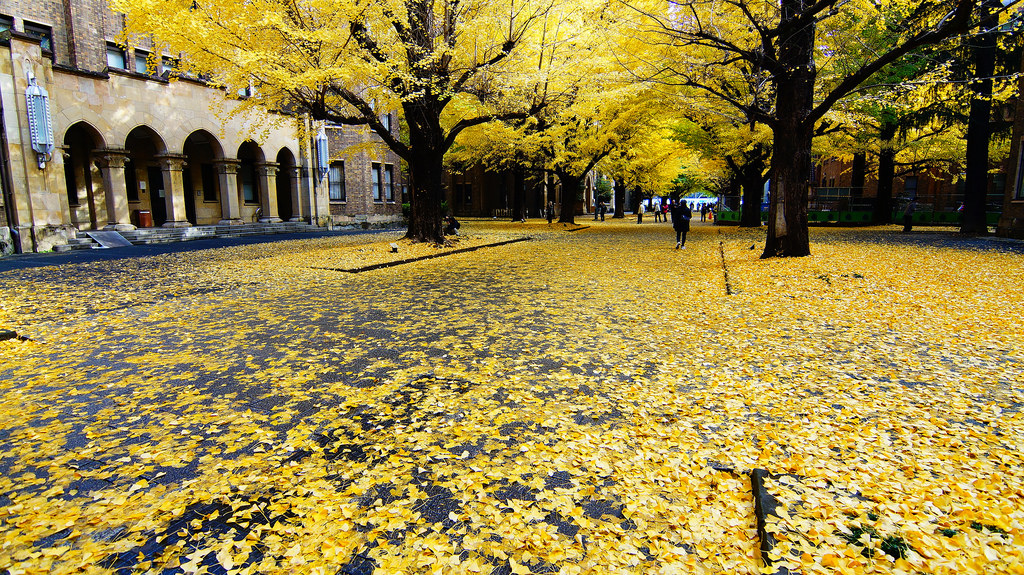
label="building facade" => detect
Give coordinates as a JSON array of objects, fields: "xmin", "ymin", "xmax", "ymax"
[
  {"xmin": 322, "ymin": 122, "xmax": 404, "ymax": 227},
  {"xmin": 811, "ymin": 156, "xmax": 1005, "ymax": 219},
  {"xmin": 0, "ymin": 0, "xmax": 403, "ymax": 254},
  {"xmin": 443, "ymin": 165, "xmax": 597, "ymax": 219}
]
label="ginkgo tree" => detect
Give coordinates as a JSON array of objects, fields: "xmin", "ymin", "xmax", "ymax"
[
  {"xmin": 112, "ymin": 0, "xmax": 607, "ymax": 242},
  {"xmin": 623, "ymin": 0, "xmax": 1009, "ymax": 257}
]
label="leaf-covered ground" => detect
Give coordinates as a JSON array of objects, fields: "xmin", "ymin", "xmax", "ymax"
[{"xmin": 1, "ymin": 221, "xmax": 1022, "ymax": 574}]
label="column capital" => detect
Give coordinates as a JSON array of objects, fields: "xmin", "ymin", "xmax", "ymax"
[
  {"xmin": 257, "ymin": 161, "xmax": 280, "ymax": 177},
  {"xmin": 156, "ymin": 154, "xmax": 188, "ymax": 170},
  {"xmin": 96, "ymin": 148, "xmax": 131, "ymax": 169}
]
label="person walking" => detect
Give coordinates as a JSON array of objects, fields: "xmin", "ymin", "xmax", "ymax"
[
  {"xmin": 546, "ymin": 201, "xmax": 554, "ymax": 224},
  {"xmin": 902, "ymin": 198, "xmax": 917, "ymax": 233},
  {"xmin": 670, "ymin": 201, "xmax": 692, "ymax": 248},
  {"xmin": 637, "ymin": 200, "xmax": 645, "ymax": 224},
  {"xmin": 653, "ymin": 198, "xmax": 662, "ymax": 222},
  {"xmin": 701, "ymin": 204, "xmax": 708, "ymax": 222}
]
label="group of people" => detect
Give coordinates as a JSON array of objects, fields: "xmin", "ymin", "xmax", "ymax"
[
  {"xmin": 635, "ymin": 200, "xmax": 703, "ymax": 249},
  {"xmin": 638, "ymin": 201, "xmax": 714, "ymax": 224}
]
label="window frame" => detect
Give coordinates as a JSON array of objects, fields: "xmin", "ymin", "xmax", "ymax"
[
  {"xmin": 24, "ymin": 21, "xmax": 53, "ymax": 57},
  {"xmin": 0, "ymin": 15, "xmax": 14, "ymax": 40},
  {"xmin": 240, "ymin": 162, "xmax": 259, "ymax": 204},
  {"xmin": 904, "ymin": 175, "xmax": 919, "ymax": 198},
  {"xmin": 160, "ymin": 56, "xmax": 179, "ymax": 79},
  {"xmin": 134, "ymin": 49, "xmax": 151, "ymax": 75},
  {"xmin": 371, "ymin": 162, "xmax": 383, "ymax": 202},
  {"xmin": 328, "ymin": 161, "xmax": 346, "ymax": 202},
  {"xmin": 384, "ymin": 164, "xmax": 395, "ymax": 202},
  {"xmin": 105, "ymin": 42, "xmax": 127, "ymax": 70}
]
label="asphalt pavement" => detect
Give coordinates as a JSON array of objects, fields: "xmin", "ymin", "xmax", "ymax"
[{"xmin": 0, "ymin": 228, "xmax": 397, "ymax": 273}]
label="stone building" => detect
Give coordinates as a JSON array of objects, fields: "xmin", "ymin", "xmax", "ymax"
[{"xmin": 0, "ymin": 0, "xmax": 401, "ymax": 253}]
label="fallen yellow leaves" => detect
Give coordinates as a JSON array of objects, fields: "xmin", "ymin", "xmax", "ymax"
[{"xmin": 0, "ymin": 221, "xmax": 1022, "ymax": 574}]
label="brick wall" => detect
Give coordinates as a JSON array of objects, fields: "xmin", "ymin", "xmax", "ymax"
[{"xmin": 325, "ymin": 122, "xmax": 403, "ymax": 223}]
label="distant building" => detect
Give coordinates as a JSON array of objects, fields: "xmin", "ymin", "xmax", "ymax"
[
  {"xmin": 811, "ymin": 155, "xmax": 1004, "ymax": 219},
  {"xmin": 444, "ymin": 165, "xmax": 595, "ymax": 219},
  {"xmin": 998, "ymin": 52, "xmax": 1024, "ymax": 239}
]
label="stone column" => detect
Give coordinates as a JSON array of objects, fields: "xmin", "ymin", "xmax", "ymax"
[
  {"xmin": 97, "ymin": 149, "xmax": 136, "ymax": 231},
  {"xmin": 288, "ymin": 166, "xmax": 305, "ymax": 221},
  {"xmin": 157, "ymin": 154, "xmax": 191, "ymax": 228},
  {"xmin": 257, "ymin": 162, "xmax": 282, "ymax": 222},
  {"xmin": 216, "ymin": 159, "xmax": 243, "ymax": 225}
]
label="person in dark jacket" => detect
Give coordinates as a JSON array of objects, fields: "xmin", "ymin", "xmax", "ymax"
[
  {"xmin": 444, "ymin": 214, "xmax": 461, "ymax": 235},
  {"xmin": 670, "ymin": 202, "xmax": 692, "ymax": 249}
]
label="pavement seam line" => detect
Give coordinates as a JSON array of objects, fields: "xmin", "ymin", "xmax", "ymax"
[
  {"xmin": 311, "ymin": 237, "xmax": 532, "ymax": 273},
  {"xmin": 719, "ymin": 241, "xmax": 733, "ymax": 295}
]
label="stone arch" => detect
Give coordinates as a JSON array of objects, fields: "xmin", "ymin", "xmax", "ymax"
[
  {"xmin": 124, "ymin": 125, "xmax": 170, "ymax": 225},
  {"xmin": 237, "ymin": 140, "xmax": 267, "ymax": 221},
  {"xmin": 275, "ymin": 147, "xmax": 297, "ymax": 221},
  {"xmin": 182, "ymin": 130, "xmax": 226, "ymax": 225},
  {"xmin": 61, "ymin": 122, "xmax": 107, "ymax": 230}
]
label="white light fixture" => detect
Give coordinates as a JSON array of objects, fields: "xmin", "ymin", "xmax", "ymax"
[
  {"xmin": 315, "ymin": 126, "xmax": 329, "ymax": 182},
  {"xmin": 25, "ymin": 70, "xmax": 54, "ymax": 170}
]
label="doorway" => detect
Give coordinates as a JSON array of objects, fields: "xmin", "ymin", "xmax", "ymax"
[{"xmin": 148, "ymin": 166, "xmax": 167, "ymax": 225}]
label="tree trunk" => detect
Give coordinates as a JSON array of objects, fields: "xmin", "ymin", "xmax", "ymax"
[
  {"xmin": 740, "ymin": 146, "xmax": 767, "ymax": 227},
  {"xmin": 762, "ymin": 0, "xmax": 815, "ymax": 258},
  {"xmin": 511, "ymin": 165, "xmax": 526, "ymax": 221},
  {"xmin": 402, "ymin": 97, "xmax": 447, "ymax": 243},
  {"xmin": 405, "ymin": 151, "xmax": 445, "ymax": 243},
  {"xmin": 850, "ymin": 152, "xmax": 866, "ymax": 202},
  {"xmin": 613, "ymin": 181, "xmax": 626, "ymax": 218},
  {"xmin": 555, "ymin": 170, "xmax": 580, "ymax": 224},
  {"xmin": 873, "ymin": 121, "xmax": 897, "ymax": 225},
  {"xmin": 961, "ymin": 0, "xmax": 999, "ymax": 234}
]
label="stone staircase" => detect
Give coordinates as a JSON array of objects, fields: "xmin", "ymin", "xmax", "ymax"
[{"xmin": 55, "ymin": 221, "xmax": 319, "ymax": 252}]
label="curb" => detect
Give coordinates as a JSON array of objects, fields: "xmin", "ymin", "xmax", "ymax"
[{"xmin": 313, "ymin": 237, "xmax": 532, "ymax": 273}]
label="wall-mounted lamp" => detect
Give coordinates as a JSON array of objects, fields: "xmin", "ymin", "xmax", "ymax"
[{"xmin": 25, "ymin": 70, "xmax": 54, "ymax": 170}]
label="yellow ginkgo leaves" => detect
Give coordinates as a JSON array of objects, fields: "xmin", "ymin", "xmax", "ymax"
[{"xmin": 1, "ymin": 221, "xmax": 1022, "ymax": 574}]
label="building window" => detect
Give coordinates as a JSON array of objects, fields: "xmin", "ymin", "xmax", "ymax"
[
  {"xmin": 106, "ymin": 43, "xmax": 127, "ymax": 69},
  {"xmin": 0, "ymin": 15, "xmax": 13, "ymax": 36},
  {"xmin": 372, "ymin": 162, "xmax": 382, "ymax": 202},
  {"xmin": 328, "ymin": 161, "xmax": 346, "ymax": 202},
  {"xmin": 904, "ymin": 176, "xmax": 918, "ymax": 199},
  {"xmin": 201, "ymin": 164, "xmax": 217, "ymax": 202},
  {"xmin": 384, "ymin": 164, "xmax": 394, "ymax": 201},
  {"xmin": 24, "ymin": 22, "xmax": 53, "ymax": 56},
  {"xmin": 380, "ymin": 113, "xmax": 391, "ymax": 134},
  {"xmin": 134, "ymin": 50, "xmax": 151, "ymax": 74},
  {"xmin": 1015, "ymin": 142, "xmax": 1024, "ymax": 200},
  {"xmin": 241, "ymin": 163, "xmax": 258, "ymax": 203},
  {"xmin": 161, "ymin": 56, "xmax": 179, "ymax": 79}
]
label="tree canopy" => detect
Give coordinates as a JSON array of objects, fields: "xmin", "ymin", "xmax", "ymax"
[{"xmin": 114, "ymin": 0, "xmax": 1024, "ymax": 251}]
